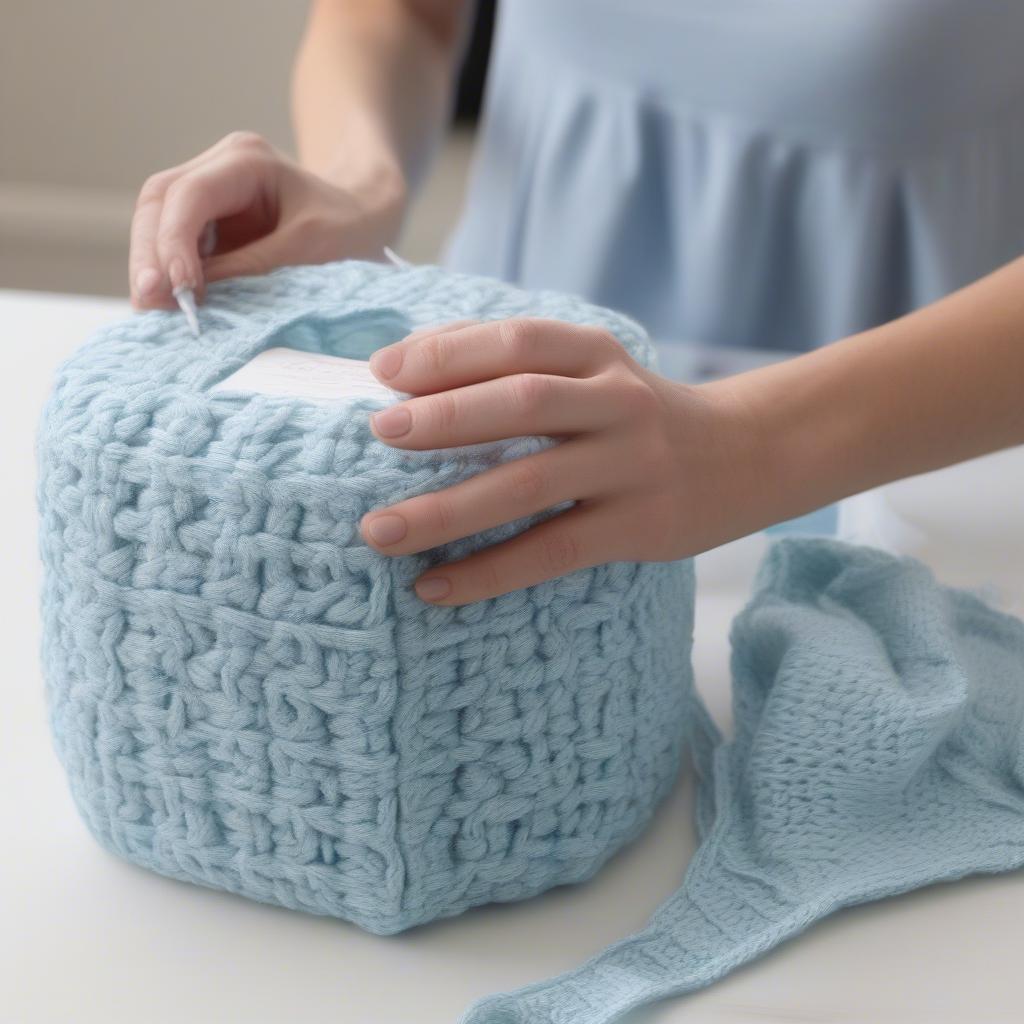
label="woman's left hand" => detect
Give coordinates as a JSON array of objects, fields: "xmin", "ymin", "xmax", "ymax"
[{"xmin": 359, "ymin": 318, "xmax": 771, "ymax": 605}]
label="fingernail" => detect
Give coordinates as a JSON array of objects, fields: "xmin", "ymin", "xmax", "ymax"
[
  {"xmin": 135, "ymin": 267, "xmax": 160, "ymax": 298},
  {"xmin": 370, "ymin": 346, "xmax": 403, "ymax": 381},
  {"xmin": 363, "ymin": 514, "xmax": 407, "ymax": 547},
  {"xmin": 168, "ymin": 256, "xmax": 192, "ymax": 291},
  {"xmin": 371, "ymin": 405, "xmax": 412, "ymax": 438},
  {"xmin": 415, "ymin": 577, "xmax": 451, "ymax": 602}
]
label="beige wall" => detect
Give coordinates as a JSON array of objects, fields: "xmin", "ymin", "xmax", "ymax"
[{"xmin": 0, "ymin": 1, "xmax": 471, "ymax": 296}]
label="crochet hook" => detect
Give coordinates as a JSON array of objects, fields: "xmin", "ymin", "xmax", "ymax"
[
  {"xmin": 383, "ymin": 245, "xmax": 413, "ymax": 269},
  {"xmin": 173, "ymin": 285, "xmax": 201, "ymax": 338},
  {"xmin": 172, "ymin": 221, "xmax": 217, "ymax": 339}
]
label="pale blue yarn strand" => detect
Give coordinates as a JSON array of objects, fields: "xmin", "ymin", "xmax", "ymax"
[{"xmin": 461, "ymin": 539, "xmax": 1024, "ymax": 1022}]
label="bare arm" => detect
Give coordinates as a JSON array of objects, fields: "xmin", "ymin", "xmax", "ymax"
[
  {"xmin": 357, "ymin": 254, "xmax": 1024, "ymax": 604},
  {"xmin": 717, "ymin": 252, "xmax": 1024, "ymax": 532},
  {"xmin": 292, "ymin": 0, "xmax": 471, "ymax": 205},
  {"xmin": 130, "ymin": 0, "xmax": 468, "ymax": 309}
]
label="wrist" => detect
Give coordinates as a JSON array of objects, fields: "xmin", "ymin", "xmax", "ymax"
[
  {"xmin": 323, "ymin": 151, "xmax": 407, "ymax": 216},
  {"xmin": 302, "ymin": 108, "xmax": 409, "ymax": 225},
  {"xmin": 306, "ymin": 148, "xmax": 408, "ymax": 259},
  {"xmin": 699, "ymin": 355, "xmax": 854, "ymax": 534}
]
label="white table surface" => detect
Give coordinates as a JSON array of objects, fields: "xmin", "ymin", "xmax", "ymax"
[{"xmin": 3, "ymin": 289, "xmax": 1023, "ymax": 1024}]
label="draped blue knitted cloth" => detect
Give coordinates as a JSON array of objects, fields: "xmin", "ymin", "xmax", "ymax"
[
  {"xmin": 36, "ymin": 261, "xmax": 696, "ymax": 937},
  {"xmin": 462, "ymin": 539, "xmax": 1024, "ymax": 1022}
]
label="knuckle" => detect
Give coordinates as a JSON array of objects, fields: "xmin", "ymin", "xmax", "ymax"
[
  {"xmin": 639, "ymin": 434, "xmax": 676, "ymax": 480},
  {"xmin": 539, "ymin": 529, "xmax": 582, "ymax": 577},
  {"xmin": 506, "ymin": 373, "xmax": 550, "ymax": 415},
  {"xmin": 155, "ymin": 203, "xmax": 191, "ymax": 246},
  {"xmin": 136, "ymin": 171, "xmax": 173, "ymax": 207},
  {"xmin": 589, "ymin": 327, "xmax": 626, "ymax": 363},
  {"xmin": 429, "ymin": 392, "xmax": 460, "ymax": 434},
  {"xmin": 420, "ymin": 332, "xmax": 451, "ymax": 376},
  {"xmin": 497, "ymin": 317, "xmax": 540, "ymax": 361},
  {"xmin": 161, "ymin": 175, "xmax": 189, "ymax": 209},
  {"xmin": 610, "ymin": 369, "xmax": 660, "ymax": 419},
  {"xmin": 224, "ymin": 130, "xmax": 269, "ymax": 152},
  {"xmin": 506, "ymin": 460, "xmax": 549, "ymax": 508},
  {"xmin": 429, "ymin": 493, "xmax": 458, "ymax": 535}
]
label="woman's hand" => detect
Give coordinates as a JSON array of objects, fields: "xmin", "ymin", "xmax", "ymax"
[
  {"xmin": 359, "ymin": 254, "xmax": 1024, "ymax": 607},
  {"xmin": 359, "ymin": 318, "xmax": 775, "ymax": 605},
  {"xmin": 129, "ymin": 130, "xmax": 405, "ymax": 310}
]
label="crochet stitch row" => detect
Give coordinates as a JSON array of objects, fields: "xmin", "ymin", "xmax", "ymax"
[{"xmin": 38, "ymin": 261, "xmax": 697, "ymax": 936}]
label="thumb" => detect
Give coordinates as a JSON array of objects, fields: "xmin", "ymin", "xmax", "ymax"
[{"xmin": 203, "ymin": 231, "xmax": 292, "ymax": 283}]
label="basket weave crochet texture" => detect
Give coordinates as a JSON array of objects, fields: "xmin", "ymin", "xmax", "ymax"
[{"xmin": 37, "ymin": 260, "xmax": 696, "ymax": 935}]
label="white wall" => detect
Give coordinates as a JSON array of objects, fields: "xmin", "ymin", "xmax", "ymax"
[{"xmin": 0, "ymin": 1, "xmax": 470, "ymax": 296}]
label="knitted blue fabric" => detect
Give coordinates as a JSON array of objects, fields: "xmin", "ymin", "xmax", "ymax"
[
  {"xmin": 462, "ymin": 538, "xmax": 1024, "ymax": 1023},
  {"xmin": 36, "ymin": 260, "xmax": 696, "ymax": 937}
]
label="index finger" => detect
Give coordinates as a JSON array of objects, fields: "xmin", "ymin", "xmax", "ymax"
[
  {"xmin": 130, "ymin": 141, "xmax": 227, "ymax": 308},
  {"xmin": 412, "ymin": 503, "xmax": 622, "ymax": 605},
  {"xmin": 368, "ymin": 318, "xmax": 625, "ymax": 395},
  {"xmin": 155, "ymin": 155, "xmax": 270, "ymax": 298}
]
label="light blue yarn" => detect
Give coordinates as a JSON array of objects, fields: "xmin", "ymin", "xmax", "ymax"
[
  {"xmin": 37, "ymin": 260, "xmax": 696, "ymax": 937},
  {"xmin": 462, "ymin": 539, "xmax": 1024, "ymax": 1023}
]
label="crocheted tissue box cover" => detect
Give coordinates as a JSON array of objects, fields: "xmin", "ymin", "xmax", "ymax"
[{"xmin": 37, "ymin": 260, "xmax": 695, "ymax": 935}]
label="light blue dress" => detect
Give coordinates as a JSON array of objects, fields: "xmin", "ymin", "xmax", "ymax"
[{"xmin": 444, "ymin": 0, "xmax": 1024, "ymax": 350}]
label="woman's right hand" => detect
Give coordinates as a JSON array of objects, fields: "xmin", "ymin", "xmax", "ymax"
[{"xmin": 129, "ymin": 130, "xmax": 407, "ymax": 310}]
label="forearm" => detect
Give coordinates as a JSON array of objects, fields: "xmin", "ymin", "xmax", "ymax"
[
  {"xmin": 291, "ymin": 0, "xmax": 468, "ymax": 205},
  {"xmin": 717, "ymin": 254, "xmax": 1024, "ymax": 524}
]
